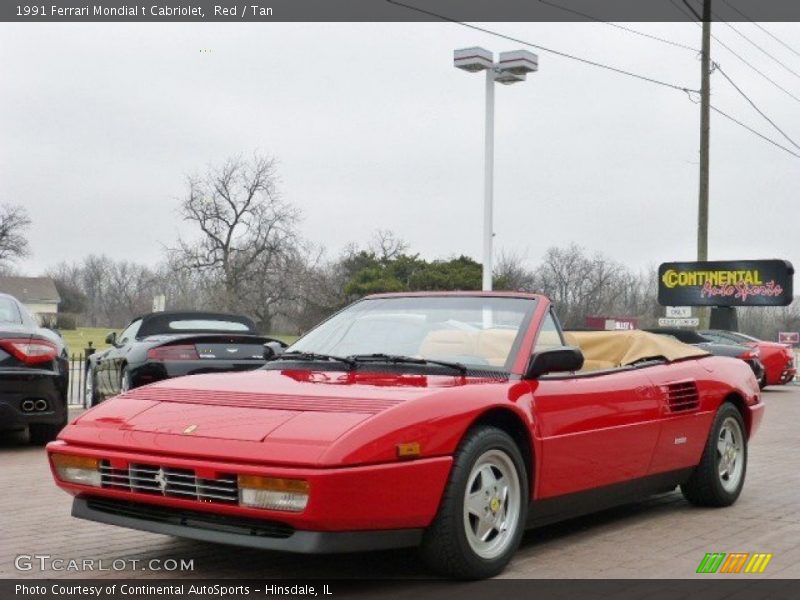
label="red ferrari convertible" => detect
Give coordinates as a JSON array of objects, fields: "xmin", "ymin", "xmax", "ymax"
[{"xmin": 47, "ymin": 293, "xmax": 763, "ymax": 578}]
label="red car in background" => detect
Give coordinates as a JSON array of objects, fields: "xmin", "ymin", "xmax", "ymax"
[
  {"xmin": 47, "ymin": 293, "xmax": 763, "ymax": 578},
  {"xmin": 701, "ymin": 329, "xmax": 796, "ymax": 387}
]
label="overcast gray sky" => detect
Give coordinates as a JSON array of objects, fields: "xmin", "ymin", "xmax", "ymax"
[{"xmin": 2, "ymin": 21, "xmax": 799, "ymax": 276}]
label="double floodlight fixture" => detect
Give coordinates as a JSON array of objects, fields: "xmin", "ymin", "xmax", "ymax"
[
  {"xmin": 452, "ymin": 46, "xmax": 538, "ymax": 292},
  {"xmin": 453, "ymin": 47, "xmax": 538, "ymax": 84}
]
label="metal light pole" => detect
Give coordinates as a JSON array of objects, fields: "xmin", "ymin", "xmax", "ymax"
[
  {"xmin": 454, "ymin": 48, "xmax": 538, "ymax": 291},
  {"xmin": 482, "ymin": 68, "xmax": 495, "ymax": 292}
]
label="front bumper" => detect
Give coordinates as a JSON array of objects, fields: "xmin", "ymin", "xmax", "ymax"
[
  {"xmin": 73, "ymin": 497, "xmax": 423, "ymax": 553},
  {"xmin": 48, "ymin": 442, "xmax": 452, "ymax": 534},
  {"xmin": 779, "ymin": 367, "xmax": 796, "ymax": 385},
  {"xmin": 0, "ymin": 369, "xmax": 67, "ymax": 431}
]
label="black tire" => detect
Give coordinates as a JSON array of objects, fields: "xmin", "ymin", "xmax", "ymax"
[
  {"xmin": 681, "ymin": 402, "xmax": 747, "ymax": 507},
  {"xmin": 419, "ymin": 426, "xmax": 529, "ymax": 579},
  {"xmin": 759, "ymin": 373, "xmax": 767, "ymax": 389}
]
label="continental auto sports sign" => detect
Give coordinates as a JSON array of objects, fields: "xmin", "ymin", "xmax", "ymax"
[{"xmin": 658, "ymin": 260, "xmax": 794, "ymax": 307}]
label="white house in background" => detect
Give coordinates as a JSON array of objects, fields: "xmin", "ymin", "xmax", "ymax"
[{"xmin": 0, "ymin": 276, "xmax": 61, "ymax": 323}]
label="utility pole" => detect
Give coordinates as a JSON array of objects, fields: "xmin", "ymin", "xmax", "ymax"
[{"xmin": 697, "ymin": 0, "xmax": 712, "ymax": 328}]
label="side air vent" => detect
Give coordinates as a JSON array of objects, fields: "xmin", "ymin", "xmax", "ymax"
[{"xmin": 666, "ymin": 381, "xmax": 700, "ymax": 413}]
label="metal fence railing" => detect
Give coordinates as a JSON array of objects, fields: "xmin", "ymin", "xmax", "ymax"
[{"xmin": 67, "ymin": 352, "xmax": 89, "ymax": 407}]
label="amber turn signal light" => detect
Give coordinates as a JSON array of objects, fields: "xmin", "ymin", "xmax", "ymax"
[{"xmin": 396, "ymin": 442, "xmax": 421, "ymax": 458}]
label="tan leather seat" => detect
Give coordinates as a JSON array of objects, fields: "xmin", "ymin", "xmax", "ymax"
[
  {"xmin": 476, "ymin": 329, "xmax": 517, "ymax": 367},
  {"xmin": 419, "ymin": 330, "xmax": 477, "ymax": 359}
]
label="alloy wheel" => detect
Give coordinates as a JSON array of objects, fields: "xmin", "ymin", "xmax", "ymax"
[
  {"xmin": 462, "ymin": 449, "xmax": 522, "ymax": 560},
  {"xmin": 717, "ymin": 416, "xmax": 744, "ymax": 493}
]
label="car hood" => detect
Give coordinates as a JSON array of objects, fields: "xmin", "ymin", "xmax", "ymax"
[{"xmin": 68, "ymin": 368, "xmax": 495, "ymax": 465}]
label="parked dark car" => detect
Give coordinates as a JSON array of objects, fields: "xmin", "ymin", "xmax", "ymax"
[
  {"xmin": 644, "ymin": 328, "xmax": 765, "ymax": 386},
  {"xmin": 87, "ymin": 311, "xmax": 287, "ymax": 406},
  {"xmin": 0, "ymin": 292, "xmax": 69, "ymax": 444},
  {"xmin": 700, "ymin": 329, "xmax": 796, "ymax": 388}
]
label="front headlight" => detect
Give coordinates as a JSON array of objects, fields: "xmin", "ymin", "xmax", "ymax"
[
  {"xmin": 51, "ymin": 454, "xmax": 102, "ymax": 487},
  {"xmin": 238, "ymin": 475, "xmax": 309, "ymax": 512}
]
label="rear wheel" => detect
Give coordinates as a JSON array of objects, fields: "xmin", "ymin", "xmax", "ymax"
[
  {"xmin": 420, "ymin": 426, "xmax": 528, "ymax": 579},
  {"xmin": 759, "ymin": 373, "xmax": 767, "ymax": 389},
  {"xmin": 681, "ymin": 403, "xmax": 747, "ymax": 507}
]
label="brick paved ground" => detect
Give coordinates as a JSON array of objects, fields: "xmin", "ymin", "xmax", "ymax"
[{"xmin": 2, "ymin": 386, "xmax": 798, "ymax": 580}]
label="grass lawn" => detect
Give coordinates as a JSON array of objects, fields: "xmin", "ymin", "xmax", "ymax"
[
  {"xmin": 60, "ymin": 327, "xmax": 113, "ymax": 355},
  {"xmin": 58, "ymin": 327, "xmax": 299, "ymax": 356}
]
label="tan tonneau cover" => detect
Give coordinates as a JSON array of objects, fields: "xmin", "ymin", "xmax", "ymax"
[{"xmin": 564, "ymin": 330, "xmax": 709, "ymax": 371}]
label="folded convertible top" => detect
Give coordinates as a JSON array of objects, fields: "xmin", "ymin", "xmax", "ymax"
[{"xmin": 564, "ymin": 329, "xmax": 710, "ymax": 370}]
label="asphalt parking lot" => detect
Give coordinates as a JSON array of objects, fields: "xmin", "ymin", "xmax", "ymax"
[{"xmin": 2, "ymin": 386, "xmax": 799, "ymax": 580}]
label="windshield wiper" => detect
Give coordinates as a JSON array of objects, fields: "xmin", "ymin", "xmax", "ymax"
[
  {"xmin": 268, "ymin": 351, "xmax": 356, "ymax": 369},
  {"xmin": 348, "ymin": 353, "xmax": 467, "ymax": 374}
]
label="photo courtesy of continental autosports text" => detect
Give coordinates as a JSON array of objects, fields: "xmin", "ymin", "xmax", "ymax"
[{"xmin": 2, "ymin": 1, "xmax": 800, "ymax": 599}]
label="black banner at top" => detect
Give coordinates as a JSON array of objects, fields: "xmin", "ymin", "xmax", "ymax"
[
  {"xmin": 658, "ymin": 259, "xmax": 795, "ymax": 307},
  {"xmin": 4, "ymin": 0, "xmax": 800, "ymax": 23}
]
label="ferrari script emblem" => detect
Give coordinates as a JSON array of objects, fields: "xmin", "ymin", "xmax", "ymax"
[{"xmin": 182, "ymin": 424, "xmax": 198, "ymax": 435}]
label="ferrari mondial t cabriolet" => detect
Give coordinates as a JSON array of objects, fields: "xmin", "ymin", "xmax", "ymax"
[{"xmin": 47, "ymin": 293, "xmax": 763, "ymax": 578}]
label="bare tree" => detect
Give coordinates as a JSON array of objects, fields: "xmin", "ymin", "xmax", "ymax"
[
  {"xmin": 173, "ymin": 154, "xmax": 301, "ymax": 325},
  {"xmin": 0, "ymin": 204, "xmax": 31, "ymax": 265},
  {"xmin": 531, "ymin": 244, "xmax": 651, "ymax": 328},
  {"xmin": 494, "ymin": 251, "xmax": 536, "ymax": 291},
  {"xmin": 369, "ymin": 229, "xmax": 408, "ymax": 262}
]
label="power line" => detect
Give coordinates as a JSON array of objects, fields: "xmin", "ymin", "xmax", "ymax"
[
  {"xmin": 710, "ymin": 105, "xmax": 800, "ymax": 159},
  {"xmin": 681, "ymin": 0, "xmax": 702, "ymax": 21},
  {"xmin": 384, "ymin": 0, "xmax": 800, "ymax": 161},
  {"xmin": 721, "ymin": 21, "xmax": 800, "ymax": 82},
  {"xmin": 721, "ymin": 0, "xmax": 800, "ymax": 60},
  {"xmin": 665, "ymin": 0, "xmax": 800, "ymax": 105},
  {"xmin": 384, "ymin": 0, "xmax": 697, "ymax": 93},
  {"xmin": 710, "ymin": 33, "xmax": 800, "ymax": 104},
  {"xmin": 537, "ymin": 0, "xmax": 699, "ymax": 53},
  {"xmin": 666, "ymin": 0, "xmax": 699, "ymax": 23},
  {"xmin": 715, "ymin": 63, "xmax": 800, "ymax": 151}
]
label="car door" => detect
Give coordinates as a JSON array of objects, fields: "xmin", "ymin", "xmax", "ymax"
[
  {"xmin": 97, "ymin": 319, "xmax": 141, "ymax": 397},
  {"xmin": 529, "ymin": 312, "xmax": 662, "ymax": 498},
  {"xmin": 642, "ymin": 361, "xmax": 714, "ymax": 475}
]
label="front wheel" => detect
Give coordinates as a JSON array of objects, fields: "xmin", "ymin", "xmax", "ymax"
[
  {"xmin": 681, "ymin": 402, "xmax": 747, "ymax": 507},
  {"xmin": 419, "ymin": 426, "xmax": 528, "ymax": 579}
]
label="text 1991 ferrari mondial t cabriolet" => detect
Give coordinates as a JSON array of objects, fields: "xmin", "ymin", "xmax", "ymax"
[{"xmin": 47, "ymin": 293, "xmax": 763, "ymax": 578}]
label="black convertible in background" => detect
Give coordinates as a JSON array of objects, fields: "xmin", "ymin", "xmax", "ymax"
[
  {"xmin": 644, "ymin": 327, "xmax": 766, "ymax": 386},
  {"xmin": 0, "ymin": 292, "xmax": 69, "ymax": 444},
  {"xmin": 87, "ymin": 311, "xmax": 286, "ymax": 405}
]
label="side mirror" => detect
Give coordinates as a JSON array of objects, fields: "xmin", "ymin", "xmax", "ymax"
[
  {"xmin": 263, "ymin": 341, "xmax": 286, "ymax": 360},
  {"xmin": 524, "ymin": 346, "xmax": 584, "ymax": 379},
  {"xmin": 105, "ymin": 332, "xmax": 117, "ymax": 346}
]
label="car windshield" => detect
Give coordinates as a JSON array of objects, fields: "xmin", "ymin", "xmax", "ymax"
[{"xmin": 289, "ymin": 296, "xmax": 537, "ymax": 371}]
